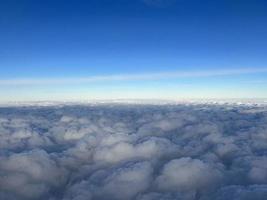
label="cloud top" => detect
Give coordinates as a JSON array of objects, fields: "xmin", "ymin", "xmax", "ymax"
[{"xmin": 0, "ymin": 103, "xmax": 267, "ymax": 199}]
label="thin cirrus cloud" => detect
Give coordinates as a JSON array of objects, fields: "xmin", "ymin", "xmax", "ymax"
[{"xmin": 0, "ymin": 68, "xmax": 267, "ymax": 86}]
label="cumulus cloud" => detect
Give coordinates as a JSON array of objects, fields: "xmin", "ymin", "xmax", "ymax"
[
  {"xmin": 155, "ymin": 157, "xmax": 222, "ymax": 193},
  {"xmin": 0, "ymin": 102, "xmax": 267, "ymax": 199}
]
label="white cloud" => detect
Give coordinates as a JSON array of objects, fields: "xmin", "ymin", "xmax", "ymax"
[
  {"xmin": 155, "ymin": 157, "xmax": 222, "ymax": 193},
  {"xmin": 0, "ymin": 103, "xmax": 267, "ymax": 199}
]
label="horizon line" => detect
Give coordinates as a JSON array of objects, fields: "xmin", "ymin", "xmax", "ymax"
[{"xmin": 1, "ymin": 97, "xmax": 267, "ymax": 103}]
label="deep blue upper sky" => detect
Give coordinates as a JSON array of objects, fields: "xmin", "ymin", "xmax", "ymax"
[{"xmin": 0, "ymin": 0, "xmax": 267, "ymax": 101}]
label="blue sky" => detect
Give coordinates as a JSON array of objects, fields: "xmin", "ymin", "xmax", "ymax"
[{"xmin": 0, "ymin": 0, "xmax": 267, "ymax": 101}]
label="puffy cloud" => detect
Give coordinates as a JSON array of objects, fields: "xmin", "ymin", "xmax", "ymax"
[
  {"xmin": 248, "ymin": 157, "xmax": 267, "ymax": 184},
  {"xmin": 155, "ymin": 157, "xmax": 223, "ymax": 193},
  {"xmin": 201, "ymin": 185, "xmax": 267, "ymax": 200},
  {"xmin": 0, "ymin": 103, "xmax": 266, "ymax": 199},
  {"xmin": 63, "ymin": 161, "xmax": 153, "ymax": 200},
  {"xmin": 0, "ymin": 150, "xmax": 67, "ymax": 199},
  {"xmin": 94, "ymin": 136, "xmax": 178, "ymax": 164},
  {"xmin": 100, "ymin": 161, "xmax": 153, "ymax": 199}
]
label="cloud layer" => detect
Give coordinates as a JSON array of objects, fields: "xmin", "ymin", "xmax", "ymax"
[{"xmin": 0, "ymin": 103, "xmax": 267, "ymax": 199}]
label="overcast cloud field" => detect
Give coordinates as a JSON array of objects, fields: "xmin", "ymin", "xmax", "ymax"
[{"xmin": 0, "ymin": 102, "xmax": 267, "ymax": 200}]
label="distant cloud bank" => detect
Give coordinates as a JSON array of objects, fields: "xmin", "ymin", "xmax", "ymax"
[{"xmin": 0, "ymin": 103, "xmax": 267, "ymax": 199}]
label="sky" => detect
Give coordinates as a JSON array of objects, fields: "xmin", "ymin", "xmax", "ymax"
[{"xmin": 0, "ymin": 0, "xmax": 267, "ymax": 101}]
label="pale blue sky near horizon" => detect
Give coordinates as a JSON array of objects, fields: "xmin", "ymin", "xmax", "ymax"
[{"xmin": 1, "ymin": 0, "xmax": 267, "ymax": 101}]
